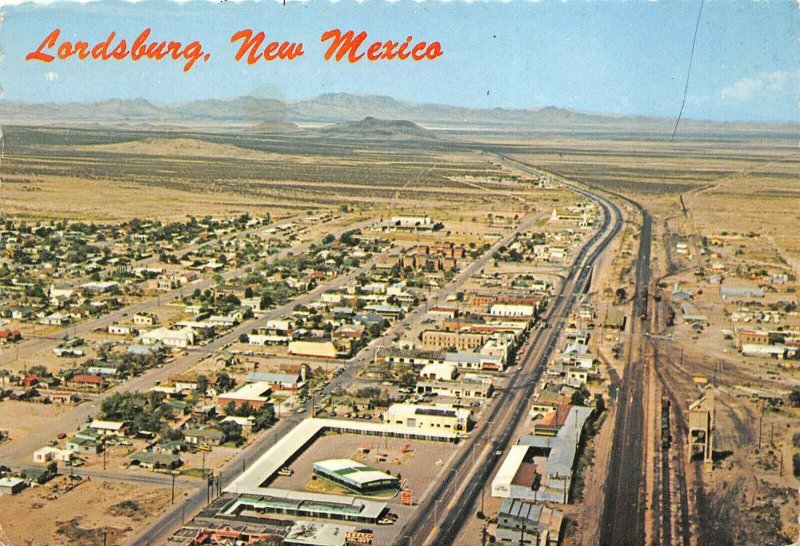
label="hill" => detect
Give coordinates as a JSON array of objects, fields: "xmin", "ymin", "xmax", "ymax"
[{"xmin": 317, "ymin": 117, "xmax": 440, "ymax": 140}]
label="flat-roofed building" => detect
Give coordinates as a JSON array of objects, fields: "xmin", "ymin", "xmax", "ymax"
[
  {"xmin": 312, "ymin": 459, "xmax": 400, "ymax": 495},
  {"xmin": 217, "ymin": 381, "xmax": 273, "ymax": 409},
  {"xmin": 421, "ymin": 330, "xmax": 491, "ymax": 351},
  {"xmin": 141, "ymin": 326, "xmax": 196, "ymax": 348},
  {"xmin": 383, "ymin": 403, "xmax": 472, "ymax": 432}
]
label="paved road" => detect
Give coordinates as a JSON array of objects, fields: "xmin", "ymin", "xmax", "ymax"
[
  {"xmin": 396, "ymin": 156, "xmax": 625, "ymax": 546},
  {"xmin": 0, "ymin": 221, "xmax": 376, "ymax": 466},
  {"xmin": 501, "ymin": 156, "xmax": 655, "ymax": 546},
  {"xmin": 0, "ymin": 217, "xmax": 372, "ymax": 367},
  {"xmin": 131, "ymin": 210, "xmax": 548, "ymax": 546}
]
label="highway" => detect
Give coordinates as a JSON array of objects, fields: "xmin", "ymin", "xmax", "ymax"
[
  {"xmin": 391, "ymin": 156, "xmax": 625, "ymax": 546},
  {"xmin": 503, "ymin": 156, "xmax": 656, "ymax": 546}
]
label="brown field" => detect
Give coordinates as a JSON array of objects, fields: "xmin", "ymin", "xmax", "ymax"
[{"xmin": 0, "ymin": 476, "xmax": 187, "ymax": 546}]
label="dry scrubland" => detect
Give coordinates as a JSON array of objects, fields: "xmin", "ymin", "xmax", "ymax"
[
  {"xmin": 508, "ymin": 136, "xmax": 800, "ymax": 262},
  {"xmin": 1, "ymin": 126, "xmax": 531, "ymax": 222}
]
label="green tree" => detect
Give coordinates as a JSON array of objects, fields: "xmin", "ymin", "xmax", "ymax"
[
  {"xmin": 789, "ymin": 387, "xmax": 800, "ymax": 407},
  {"xmin": 219, "ymin": 420, "xmax": 244, "ymax": 445}
]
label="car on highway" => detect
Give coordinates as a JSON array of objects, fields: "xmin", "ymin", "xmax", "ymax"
[{"xmin": 296, "ymin": 407, "xmax": 306, "ymax": 414}]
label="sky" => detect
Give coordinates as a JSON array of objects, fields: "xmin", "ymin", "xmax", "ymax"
[{"xmin": 0, "ymin": 0, "xmax": 798, "ymax": 122}]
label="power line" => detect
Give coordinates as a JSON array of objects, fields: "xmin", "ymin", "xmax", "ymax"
[{"xmin": 672, "ymin": 0, "xmax": 706, "ymax": 140}]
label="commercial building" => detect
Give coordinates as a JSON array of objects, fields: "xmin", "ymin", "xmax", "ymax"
[
  {"xmin": 489, "ymin": 303, "xmax": 536, "ymax": 318},
  {"xmin": 288, "ymin": 340, "xmax": 339, "ymax": 359},
  {"xmin": 420, "ymin": 330, "xmax": 491, "ymax": 351},
  {"xmin": 217, "ymin": 381, "xmax": 273, "ymax": 409},
  {"xmin": 312, "ymin": 459, "xmax": 400, "ymax": 495},
  {"xmin": 245, "ymin": 372, "xmax": 305, "ymax": 392},
  {"xmin": 495, "ymin": 498, "xmax": 563, "ymax": 546},
  {"xmin": 225, "ymin": 417, "xmax": 459, "ymax": 499},
  {"xmin": 416, "ymin": 378, "xmax": 493, "ymax": 399},
  {"xmin": 514, "ymin": 406, "xmax": 593, "ymax": 503},
  {"xmin": 141, "ymin": 326, "xmax": 196, "ymax": 348},
  {"xmin": 491, "ymin": 445, "xmax": 540, "ymax": 500},
  {"xmin": 383, "ymin": 403, "xmax": 472, "ymax": 432},
  {"xmin": 283, "ymin": 521, "xmax": 358, "ymax": 546}
]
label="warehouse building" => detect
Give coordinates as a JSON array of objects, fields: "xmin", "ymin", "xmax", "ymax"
[
  {"xmin": 312, "ymin": 459, "xmax": 400, "ymax": 495},
  {"xmin": 495, "ymin": 498, "xmax": 563, "ymax": 545}
]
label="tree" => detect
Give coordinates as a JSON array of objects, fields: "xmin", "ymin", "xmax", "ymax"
[
  {"xmin": 594, "ymin": 394, "xmax": 606, "ymax": 414},
  {"xmin": 216, "ymin": 372, "xmax": 235, "ymax": 393},
  {"xmin": 253, "ymin": 405, "xmax": 276, "ymax": 432},
  {"xmin": 239, "ymin": 333, "xmax": 249, "ymax": 343},
  {"xmin": 28, "ymin": 365, "xmax": 49, "ymax": 377},
  {"xmin": 615, "ymin": 287, "xmax": 627, "ymax": 304},
  {"xmin": 197, "ymin": 374, "xmax": 209, "ymax": 394},
  {"xmin": 219, "ymin": 420, "xmax": 244, "ymax": 445},
  {"xmin": 570, "ymin": 388, "xmax": 590, "ymax": 407},
  {"xmin": 789, "ymin": 387, "xmax": 800, "ymax": 407}
]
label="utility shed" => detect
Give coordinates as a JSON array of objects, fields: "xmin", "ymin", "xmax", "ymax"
[{"xmin": 0, "ymin": 477, "xmax": 26, "ymax": 495}]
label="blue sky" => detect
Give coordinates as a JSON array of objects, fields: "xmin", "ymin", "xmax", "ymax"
[{"xmin": 1, "ymin": 0, "xmax": 797, "ymax": 122}]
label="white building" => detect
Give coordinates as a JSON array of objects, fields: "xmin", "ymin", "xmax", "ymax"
[
  {"xmin": 383, "ymin": 403, "xmax": 472, "ymax": 432},
  {"xmin": 490, "ymin": 303, "xmax": 536, "ymax": 318},
  {"xmin": 141, "ymin": 327, "xmax": 196, "ymax": 348},
  {"xmin": 89, "ymin": 420, "xmax": 127, "ymax": 436},
  {"xmin": 33, "ymin": 446, "xmax": 73, "ymax": 463},
  {"xmin": 108, "ymin": 324, "xmax": 136, "ymax": 336},
  {"xmin": 419, "ymin": 363, "xmax": 458, "ymax": 381}
]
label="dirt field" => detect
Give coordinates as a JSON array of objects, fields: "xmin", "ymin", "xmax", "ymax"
[
  {"xmin": 0, "ymin": 476, "xmax": 187, "ymax": 546},
  {"xmin": 0, "ymin": 401, "xmax": 76, "ymax": 445}
]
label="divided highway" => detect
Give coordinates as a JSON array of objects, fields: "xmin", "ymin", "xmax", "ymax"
[{"xmin": 391, "ymin": 156, "xmax": 625, "ymax": 546}]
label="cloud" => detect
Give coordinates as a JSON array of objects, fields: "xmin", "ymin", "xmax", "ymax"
[
  {"xmin": 718, "ymin": 69, "xmax": 799, "ymax": 102},
  {"xmin": 45, "ymin": 71, "xmax": 59, "ymax": 82}
]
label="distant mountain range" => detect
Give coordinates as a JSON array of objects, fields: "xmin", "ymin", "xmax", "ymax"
[{"xmin": 1, "ymin": 93, "xmax": 797, "ymax": 135}]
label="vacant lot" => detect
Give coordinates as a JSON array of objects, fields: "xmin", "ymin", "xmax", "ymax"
[{"xmin": 0, "ymin": 476, "xmax": 186, "ymax": 546}]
